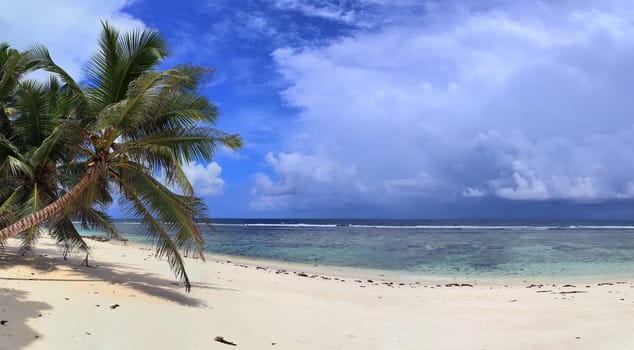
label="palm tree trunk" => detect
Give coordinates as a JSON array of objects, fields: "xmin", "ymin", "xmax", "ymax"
[{"xmin": 0, "ymin": 169, "xmax": 97, "ymax": 242}]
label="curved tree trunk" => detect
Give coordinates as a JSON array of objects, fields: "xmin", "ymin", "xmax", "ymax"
[{"xmin": 0, "ymin": 168, "xmax": 97, "ymax": 242}]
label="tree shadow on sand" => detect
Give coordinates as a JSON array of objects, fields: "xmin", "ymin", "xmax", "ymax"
[
  {"xmin": 0, "ymin": 289, "xmax": 51, "ymax": 350},
  {"xmin": 1, "ymin": 245, "xmax": 239, "ymax": 308}
]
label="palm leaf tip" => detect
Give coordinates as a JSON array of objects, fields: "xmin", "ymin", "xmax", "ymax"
[{"xmin": 223, "ymin": 134, "xmax": 243, "ymax": 149}]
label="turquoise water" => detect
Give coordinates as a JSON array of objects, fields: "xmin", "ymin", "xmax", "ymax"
[{"xmin": 82, "ymin": 219, "xmax": 634, "ymax": 278}]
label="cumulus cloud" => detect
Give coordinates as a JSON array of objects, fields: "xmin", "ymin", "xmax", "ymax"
[
  {"xmin": 250, "ymin": 152, "xmax": 367, "ymax": 210},
  {"xmin": 183, "ymin": 162, "xmax": 226, "ymax": 196},
  {"xmin": 257, "ymin": 0, "xmax": 634, "ymax": 211},
  {"xmin": 0, "ymin": 0, "xmax": 145, "ymax": 78}
]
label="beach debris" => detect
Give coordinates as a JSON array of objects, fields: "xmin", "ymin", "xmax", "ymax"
[
  {"xmin": 214, "ymin": 336, "xmax": 237, "ymax": 346},
  {"xmin": 562, "ymin": 284, "xmax": 576, "ymax": 288},
  {"xmin": 297, "ymin": 272, "xmax": 308, "ymax": 277},
  {"xmin": 110, "ymin": 304, "xmax": 120, "ymax": 309},
  {"xmin": 527, "ymin": 284, "xmax": 544, "ymax": 288},
  {"xmin": 1, "ymin": 320, "xmax": 7, "ymax": 326},
  {"xmin": 367, "ymin": 279, "xmax": 374, "ymax": 283},
  {"xmin": 598, "ymin": 282, "xmax": 613, "ymax": 286},
  {"xmin": 82, "ymin": 235, "xmax": 110, "ymax": 242},
  {"xmin": 536, "ymin": 290, "xmax": 552, "ymax": 293},
  {"xmin": 559, "ymin": 291, "xmax": 587, "ymax": 294},
  {"xmin": 508, "ymin": 300, "xmax": 518, "ymax": 302}
]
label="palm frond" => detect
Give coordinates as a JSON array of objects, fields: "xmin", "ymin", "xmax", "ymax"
[
  {"xmin": 28, "ymin": 44, "xmax": 90, "ymax": 115},
  {"xmin": 31, "ymin": 122, "xmax": 79, "ymax": 166},
  {"xmin": 116, "ymin": 163, "xmax": 205, "ymax": 257},
  {"xmin": 16, "ymin": 184, "xmax": 43, "ymax": 255},
  {"xmin": 48, "ymin": 216, "xmax": 90, "ymax": 257},
  {"xmin": 96, "ymin": 71, "xmax": 165, "ymax": 130},
  {"xmin": 17, "ymin": 225, "xmax": 41, "ymax": 255},
  {"xmin": 125, "ymin": 128, "xmax": 219, "ymax": 163},
  {"xmin": 13, "ymin": 79, "xmax": 55, "ymax": 147},
  {"xmin": 118, "ymin": 178, "xmax": 193, "ymax": 291},
  {"xmin": 86, "ymin": 22, "xmax": 167, "ymax": 110},
  {"xmin": 1, "ymin": 44, "xmax": 38, "ymax": 101},
  {"xmin": 166, "ymin": 162, "xmax": 194, "ymax": 196},
  {"xmin": 0, "ymin": 156, "xmax": 32, "ymax": 178},
  {"xmin": 0, "ymin": 186, "xmax": 23, "ymax": 215},
  {"xmin": 72, "ymin": 207, "xmax": 121, "ymax": 240}
]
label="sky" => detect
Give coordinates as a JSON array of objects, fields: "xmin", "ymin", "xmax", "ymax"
[{"xmin": 4, "ymin": 0, "xmax": 634, "ymax": 219}]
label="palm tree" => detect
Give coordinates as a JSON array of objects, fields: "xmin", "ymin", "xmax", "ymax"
[
  {"xmin": 1, "ymin": 45, "xmax": 91, "ymax": 256},
  {"xmin": 0, "ymin": 23, "xmax": 242, "ymax": 291},
  {"xmin": 0, "ymin": 71, "xmax": 119, "ymax": 261},
  {"xmin": 0, "ymin": 75, "xmax": 92, "ymax": 257}
]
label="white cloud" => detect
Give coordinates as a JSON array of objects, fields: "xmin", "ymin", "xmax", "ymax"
[
  {"xmin": 474, "ymin": 128, "xmax": 634, "ymax": 201},
  {"xmin": 273, "ymin": 0, "xmax": 356, "ymax": 23},
  {"xmin": 250, "ymin": 152, "xmax": 367, "ymax": 210},
  {"xmin": 0, "ymin": 0, "xmax": 145, "ymax": 79},
  {"xmin": 262, "ymin": 0, "xmax": 634, "ymax": 210},
  {"xmin": 183, "ymin": 162, "xmax": 226, "ymax": 196}
]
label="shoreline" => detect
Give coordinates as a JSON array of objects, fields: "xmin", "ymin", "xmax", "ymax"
[
  {"xmin": 2, "ymin": 234, "xmax": 634, "ymax": 349},
  {"xmin": 109, "ymin": 235, "xmax": 634, "ymax": 287}
]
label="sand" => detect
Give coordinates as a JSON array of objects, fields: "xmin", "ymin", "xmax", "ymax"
[{"xmin": 1, "ymin": 234, "xmax": 634, "ymax": 350}]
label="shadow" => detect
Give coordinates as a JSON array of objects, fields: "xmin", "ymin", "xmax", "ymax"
[
  {"xmin": 0, "ymin": 289, "xmax": 51, "ymax": 350},
  {"xmin": 1, "ymin": 244, "xmax": 237, "ymax": 308}
]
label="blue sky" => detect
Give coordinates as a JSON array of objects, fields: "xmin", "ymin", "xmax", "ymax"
[{"xmin": 5, "ymin": 0, "xmax": 634, "ymax": 219}]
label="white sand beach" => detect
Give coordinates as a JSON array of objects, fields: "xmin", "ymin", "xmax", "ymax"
[{"xmin": 1, "ymin": 234, "xmax": 634, "ymax": 350}]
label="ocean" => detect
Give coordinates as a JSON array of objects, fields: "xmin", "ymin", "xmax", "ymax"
[{"xmin": 85, "ymin": 219, "xmax": 634, "ymax": 278}]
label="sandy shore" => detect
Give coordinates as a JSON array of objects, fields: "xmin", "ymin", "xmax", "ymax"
[{"xmin": 1, "ymin": 235, "xmax": 634, "ymax": 350}]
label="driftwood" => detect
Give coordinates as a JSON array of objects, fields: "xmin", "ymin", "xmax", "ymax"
[
  {"xmin": 82, "ymin": 235, "xmax": 110, "ymax": 242},
  {"xmin": 214, "ymin": 336, "xmax": 237, "ymax": 346}
]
